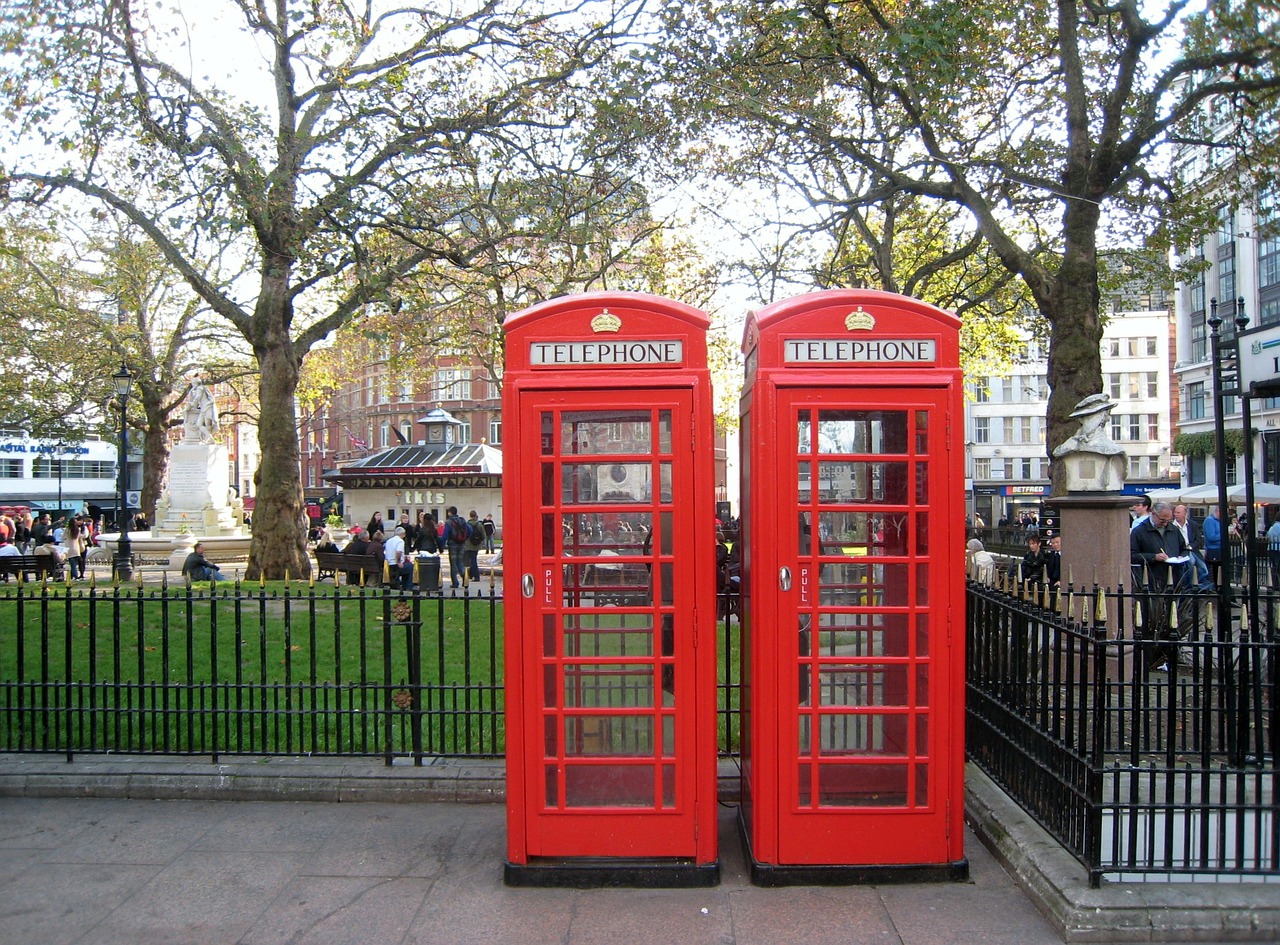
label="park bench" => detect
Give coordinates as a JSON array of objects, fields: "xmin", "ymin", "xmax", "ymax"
[
  {"xmin": 0, "ymin": 554, "xmax": 65, "ymax": 582},
  {"xmin": 314, "ymin": 550, "xmax": 385, "ymax": 586}
]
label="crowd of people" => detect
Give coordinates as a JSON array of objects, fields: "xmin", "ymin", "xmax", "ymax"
[
  {"xmin": 311, "ymin": 508, "xmax": 498, "ymax": 591},
  {"xmin": 0, "ymin": 510, "xmax": 100, "ymax": 579}
]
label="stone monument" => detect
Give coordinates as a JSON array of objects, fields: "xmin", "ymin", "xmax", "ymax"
[
  {"xmin": 153, "ymin": 377, "xmax": 246, "ymax": 544},
  {"xmin": 1051, "ymin": 392, "xmax": 1138, "ymax": 602}
]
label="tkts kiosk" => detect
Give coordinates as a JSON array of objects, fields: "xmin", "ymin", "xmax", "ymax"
[
  {"xmin": 739, "ymin": 289, "xmax": 967, "ymax": 884},
  {"xmin": 502, "ymin": 292, "xmax": 719, "ymax": 887}
]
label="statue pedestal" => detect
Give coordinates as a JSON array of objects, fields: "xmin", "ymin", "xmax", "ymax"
[
  {"xmin": 1056, "ymin": 493, "xmax": 1136, "ymax": 624},
  {"xmin": 153, "ymin": 441, "xmax": 243, "ymax": 539}
]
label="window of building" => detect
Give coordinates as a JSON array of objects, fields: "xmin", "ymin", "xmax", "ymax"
[
  {"xmin": 1129, "ymin": 457, "xmax": 1143, "ymax": 479},
  {"xmin": 1111, "ymin": 414, "xmax": 1122, "ymax": 441},
  {"xmin": 1218, "ymin": 250, "xmax": 1236, "ymax": 306},
  {"xmin": 1191, "ymin": 313, "xmax": 1207, "ymax": 361},
  {"xmin": 974, "ymin": 458, "xmax": 991, "ymax": 479},
  {"xmin": 972, "ymin": 378, "xmax": 990, "ymax": 403},
  {"xmin": 380, "ymin": 421, "xmax": 390, "ymax": 448},
  {"xmin": 33, "ymin": 458, "xmax": 115, "ymax": 478},
  {"xmin": 1189, "ymin": 250, "xmax": 1206, "ymax": 314},
  {"xmin": 400, "ymin": 422, "xmax": 411, "ymax": 445},
  {"xmin": 1104, "ymin": 338, "xmax": 1121, "ymax": 357},
  {"xmin": 1146, "ymin": 337, "xmax": 1158, "ymax": 357},
  {"xmin": 399, "ymin": 379, "xmax": 414, "ymax": 401},
  {"xmin": 1127, "ymin": 337, "xmax": 1140, "ymax": 357},
  {"xmin": 1146, "ymin": 372, "xmax": 1158, "ymax": 398},
  {"xmin": 1020, "ymin": 458, "xmax": 1033, "ymax": 479},
  {"xmin": 1003, "ymin": 417, "xmax": 1015, "ymax": 443},
  {"xmin": 974, "ymin": 417, "xmax": 989, "ymax": 443},
  {"xmin": 1188, "ymin": 455, "xmax": 1206, "ymax": 486},
  {"xmin": 999, "ymin": 377, "xmax": 1014, "ymax": 402},
  {"xmin": 458, "ymin": 421, "xmax": 471, "ymax": 443},
  {"xmin": 307, "ymin": 466, "xmax": 316, "ymax": 488},
  {"xmin": 1148, "ymin": 414, "xmax": 1159, "ymax": 440},
  {"xmin": 1259, "ymin": 188, "xmax": 1280, "ymax": 290},
  {"xmin": 489, "ymin": 418, "xmax": 502, "ymax": 445},
  {"xmin": 1127, "ymin": 373, "xmax": 1141, "ymax": 399},
  {"xmin": 0, "ymin": 458, "xmax": 20, "ymax": 477},
  {"xmin": 1187, "ymin": 382, "xmax": 1206, "ymax": 420},
  {"xmin": 1108, "ymin": 373, "xmax": 1121, "ymax": 400},
  {"xmin": 434, "ymin": 368, "xmax": 471, "ymax": 402},
  {"xmin": 1129, "ymin": 414, "xmax": 1141, "ymax": 441},
  {"xmin": 1224, "ymin": 455, "xmax": 1239, "ymax": 486},
  {"xmin": 1262, "ymin": 296, "xmax": 1280, "ymax": 329},
  {"xmin": 1003, "ymin": 459, "xmax": 1015, "ymax": 479},
  {"xmin": 1018, "ymin": 417, "xmax": 1032, "ymax": 443}
]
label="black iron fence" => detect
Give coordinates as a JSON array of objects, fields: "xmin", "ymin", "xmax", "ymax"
[
  {"xmin": 967, "ymin": 576, "xmax": 1278, "ymax": 884},
  {"xmin": 0, "ymin": 579, "xmax": 744, "ymax": 763},
  {"xmin": 12, "ymin": 566, "xmax": 1275, "ymax": 883}
]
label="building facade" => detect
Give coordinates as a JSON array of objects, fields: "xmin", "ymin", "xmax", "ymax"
[
  {"xmin": 1172, "ymin": 196, "xmax": 1280, "ymax": 505},
  {"xmin": 965, "ymin": 308, "xmax": 1177, "ymax": 526}
]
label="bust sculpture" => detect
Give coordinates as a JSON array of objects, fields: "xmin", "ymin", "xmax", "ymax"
[{"xmin": 1052, "ymin": 392, "xmax": 1126, "ymax": 491}]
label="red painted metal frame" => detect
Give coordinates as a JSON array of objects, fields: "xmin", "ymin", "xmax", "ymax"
[
  {"xmin": 739, "ymin": 289, "xmax": 965, "ymax": 873},
  {"xmin": 503, "ymin": 292, "xmax": 718, "ymax": 871}
]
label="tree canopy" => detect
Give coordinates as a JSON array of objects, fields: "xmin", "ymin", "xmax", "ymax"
[
  {"xmin": 0, "ymin": 0, "xmax": 648, "ymax": 576},
  {"xmin": 644, "ymin": 0, "xmax": 1280, "ymax": 490}
]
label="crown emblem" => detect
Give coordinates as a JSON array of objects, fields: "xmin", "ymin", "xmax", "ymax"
[
  {"xmin": 591, "ymin": 309, "xmax": 622, "ymax": 333},
  {"xmin": 1253, "ymin": 341, "xmax": 1263, "ymax": 355},
  {"xmin": 845, "ymin": 308, "xmax": 875, "ymax": 331}
]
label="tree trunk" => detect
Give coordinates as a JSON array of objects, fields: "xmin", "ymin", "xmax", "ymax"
[
  {"xmin": 1045, "ymin": 204, "xmax": 1105, "ymax": 496},
  {"xmin": 246, "ymin": 299, "xmax": 310, "ymax": 581},
  {"xmin": 139, "ymin": 396, "xmax": 171, "ymax": 527}
]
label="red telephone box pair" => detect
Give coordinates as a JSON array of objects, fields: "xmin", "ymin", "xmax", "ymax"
[{"xmin": 502, "ymin": 290, "xmax": 967, "ymax": 887}]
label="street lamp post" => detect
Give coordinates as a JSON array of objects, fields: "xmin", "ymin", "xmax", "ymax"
[
  {"xmin": 113, "ymin": 363, "xmax": 133, "ymax": 581},
  {"xmin": 1207, "ymin": 300, "xmax": 1233, "ymax": 654}
]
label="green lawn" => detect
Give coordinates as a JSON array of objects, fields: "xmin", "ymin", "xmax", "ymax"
[{"xmin": 0, "ymin": 582, "xmax": 739, "ymax": 757}]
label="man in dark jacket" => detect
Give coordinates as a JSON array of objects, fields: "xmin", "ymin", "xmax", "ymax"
[
  {"xmin": 1130, "ymin": 501, "xmax": 1191, "ymax": 673},
  {"xmin": 182, "ymin": 542, "xmax": 224, "ymax": 582}
]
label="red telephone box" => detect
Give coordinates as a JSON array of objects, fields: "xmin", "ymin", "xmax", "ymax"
[
  {"xmin": 739, "ymin": 289, "xmax": 968, "ymax": 884},
  {"xmin": 502, "ymin": 292, "xmax": 719, "ymax": 887}
]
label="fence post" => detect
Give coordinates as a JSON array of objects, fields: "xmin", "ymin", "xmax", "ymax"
[{"xmin": 1085, "ymin": 586, "xmax": 1108, "ymax": 888}]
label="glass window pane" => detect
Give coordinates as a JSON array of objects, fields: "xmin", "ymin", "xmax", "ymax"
[
  {"xmin": 816, "ymin": 410, "xmax": 908, "ymax": 454},
  {"xmin": 564, "ymin": 716, "xmax": 653, "ymax": 757},
  {"xmin": 561, "ymin": 463, "xmax": 652, "ymax": 505},
  {"xmin": 563, "ymin": 763, "xmax": 655, "ymax": 808},
  {"xmin": 561, "ymin": 411, "xmax": 652, "ymax": 455},
  {"xmin": 563, "ymin": 664, "xmax": 654, "ymax": 708},
  {"xmin": 818, "ymin": 763, "xmax": 909, "ymax": 807}
]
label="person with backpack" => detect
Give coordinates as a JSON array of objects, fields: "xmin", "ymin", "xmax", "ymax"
[
  {"xmin": 465, "ymin": 510, "xmax": 485, "ymax": 580},
  {"xmin": 444, "ymin": 505, "xmax": 470, "ymax": 588}
]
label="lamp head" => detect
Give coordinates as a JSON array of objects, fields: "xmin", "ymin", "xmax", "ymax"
[{"xmin": 112, "ymin": 362, "xmax": 133, "ymax": 401}]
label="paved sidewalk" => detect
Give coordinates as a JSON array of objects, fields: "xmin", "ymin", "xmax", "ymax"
[
  {"xmin": 0, "ymin": 794, "xmax": 1060, "ymax": 945},
  {"xmin": 3, "ymin": 756, "xmax": 1279, "ymax": 943}
]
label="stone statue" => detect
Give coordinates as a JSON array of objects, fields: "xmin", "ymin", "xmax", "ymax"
[
  {"xmin": 184, "ymin": 379, "xmax": 220, "ymax": 444},
  {"xmin": 1052, "ymin": 392, "xmax": 1126, "ymax": 491}
]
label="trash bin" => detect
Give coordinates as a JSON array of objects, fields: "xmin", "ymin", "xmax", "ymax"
[{"xmin": 415, "ymin": 555, "xmax": 441, "ymax": 594}]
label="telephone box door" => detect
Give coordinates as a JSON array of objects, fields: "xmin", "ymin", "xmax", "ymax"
[
  {"xmin": 514, "ymin": 388, "xmax": 703, "ymax": 857},
  {"xmin": 774, "ymin": 386, "xmax": 958, "ymax": 865}
]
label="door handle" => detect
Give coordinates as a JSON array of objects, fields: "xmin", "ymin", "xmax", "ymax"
[
  {"xmin": 779, "ymin": 567, "xmax": 792, "ymax": 591},
  {"xmin": 521, "ymin": 573, "xmax": 535, "ymax": 598}
]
